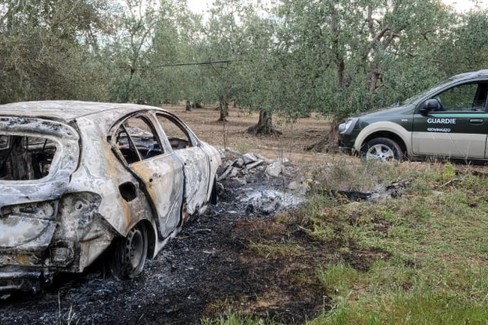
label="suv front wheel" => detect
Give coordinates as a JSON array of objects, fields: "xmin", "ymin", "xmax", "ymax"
[{"xmin": 361, "ymin": 137, "xmax": 403, "ymax": 162}]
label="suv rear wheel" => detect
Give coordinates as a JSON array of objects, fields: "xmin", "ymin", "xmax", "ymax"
[{"xmin": 361, "ymin": 137, "xmax": 402, "ymax": 161}]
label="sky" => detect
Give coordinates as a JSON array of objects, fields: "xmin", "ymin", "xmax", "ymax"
[
  {"xmin": 186, "ymin": 0, "xmax": 488, "ymax": 14},
  {"xmin": 187, "ymin": 0, "xmax": 214, "ymax": 14},
  {"xmin": 442, "ymin": 0, "xmax": 488, "ymax": 12}
]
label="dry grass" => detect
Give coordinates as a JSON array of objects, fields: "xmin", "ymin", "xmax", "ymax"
[{"xmin": 163, "ymin": 105, "xmax": 344, "ymax": 166}]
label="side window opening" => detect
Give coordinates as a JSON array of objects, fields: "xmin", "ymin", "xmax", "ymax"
[
  {"xmin": 473, "ymin": 83, "xmax": 488, "ymax": 110},
  {"xmin": 435, "ymin": 83, "xmax": 486, "ymax": 112},
  {"xmin": 0, "ymin": 135, "xmax": 57, "ymax": 181},
  {"xmin": 115, "ymin": 116, "xmax": 162, "ymax": 165},
  {"xmin": 156, "ymin": 114, "xmax": 193, "ymax": 150}
]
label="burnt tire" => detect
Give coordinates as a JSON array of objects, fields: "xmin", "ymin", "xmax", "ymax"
[
  {"xmin": 178, "ymin": 201, "xmax": 188, "ymax": 227},
  {"xmin": 110, "ymin": 223, "xmax": 148, "ymax": 279},
  {"xmin": 210, "ymin": 178, "xmax": 218, "ymax": 205},
  {"xmin": 361, "ymin": 137, "xmax": 403, "ymax": 162}
]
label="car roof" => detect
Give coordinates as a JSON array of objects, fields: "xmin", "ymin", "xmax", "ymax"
[
  {"xmin": 451, "ymin": 69, "xmax": 488, "ymax": 81},
  {"xmin": 0, "ymin": 100, "xmax": 168, "ymax": 124}
]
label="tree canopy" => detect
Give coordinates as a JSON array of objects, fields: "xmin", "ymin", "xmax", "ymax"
[{"xmin": 1, "ymin": 0, "xmax": 487, "ymax": 128}]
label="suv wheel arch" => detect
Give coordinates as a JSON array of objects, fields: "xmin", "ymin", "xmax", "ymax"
[{"xmin": 354, "ymin": 122, "xmax": 411, "ymax": 157}]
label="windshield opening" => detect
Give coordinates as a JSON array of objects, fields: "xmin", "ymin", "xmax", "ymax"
[
  {"xmin": 401, "ymin": 78, "xmax": 454, "ymax": 105},
  {"xmin": 0, "ymin": 135, "xmax": 57, "ymax": 181}
]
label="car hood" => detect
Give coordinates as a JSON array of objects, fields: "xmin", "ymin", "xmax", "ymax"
[
  {"xmin": 358, "ymin": 104, "xmax": 414, "ymax": 120},
  {"xmin": 0, "ymin": 116, "xmax": 80, "ymax": 210}
]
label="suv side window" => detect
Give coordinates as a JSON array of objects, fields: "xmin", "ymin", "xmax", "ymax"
[{"xmin": 435, "ymin": 82, "xmax": 488, "ymax": 112}]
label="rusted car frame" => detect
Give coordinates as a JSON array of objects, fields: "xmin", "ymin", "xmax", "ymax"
[{"xmin": 0, "ymin": 101, "xmax": 221, "ymax": 293}]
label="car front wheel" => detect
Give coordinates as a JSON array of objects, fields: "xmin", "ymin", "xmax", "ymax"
[{"xmin": 361, "ymin": 137, "xmax": 403, "ymax": 161}]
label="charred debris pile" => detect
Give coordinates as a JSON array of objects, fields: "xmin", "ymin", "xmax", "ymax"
[
  {"xmin": 213, "ymin": 150, "xmax": 308, "ymax": 217},
  {"xmin": 212, "ymin": 150, "xmax": 411, "ymax": 217}
]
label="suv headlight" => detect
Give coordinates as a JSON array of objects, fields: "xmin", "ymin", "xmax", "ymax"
[{"xmin": 338, "ymin": 118, "xmax": 358, "ymax": 135}]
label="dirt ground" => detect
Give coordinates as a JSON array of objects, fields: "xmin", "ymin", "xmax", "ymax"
[
  {"xmin": 175, "ymin": 105, "xmax": 337, "ymax": 164},
  {"xmin": 0, "ymin": 106, "xmax": 351, "ymax": 324}
]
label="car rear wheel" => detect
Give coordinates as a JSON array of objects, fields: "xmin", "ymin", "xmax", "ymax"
[
  {"xmin": 210, "ymin": 177, "xmax": 218, "ymax": 205},
  {"xmin": 361, "ymin": 137, "xmax": 403, "ymax": 161},
  {"xmin": 110, "ymin": 223, "xmax": 148, "ymax": 279}
]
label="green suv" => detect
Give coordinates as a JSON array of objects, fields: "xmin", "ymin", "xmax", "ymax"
[{"xmin": 339, "ymin": 69, "xmax": 488, "ymax": 161}]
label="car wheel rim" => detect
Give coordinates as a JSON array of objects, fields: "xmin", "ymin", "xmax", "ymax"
[
  {"xmin": 125, "ymin": 227, "xmax": 146, "ymax": 276},
  {"xmin": 366, "ymin": 144, "xmax": 395, "ymax": 161}
]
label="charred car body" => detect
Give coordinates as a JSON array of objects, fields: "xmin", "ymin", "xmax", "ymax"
[{"xmin": 0, "ymin": 101, "xmax": 221, "ymax": 293}]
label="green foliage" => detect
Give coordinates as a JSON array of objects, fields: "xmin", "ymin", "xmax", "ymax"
[
  {"xmin": 272, "ymin": 0, "xmax": 453, "ymax": 121},
  {"xmin": 316, "ymin": 263, "xmax": 361, "ymax": 298},
  {"xmin": 0, "ymin": 0, "xmax": 112, "ymax": 103},
  {"xmin": 201, "ymin": 313, "xmax": 269, "ymax": 325},
  {"xmin": 1, "ymin": 0, "xmax": 488, "ymax": 126},
  {"xmin": 440, "ymin": 162, "xmax": 456, "ymax": 182},
  {"xmin": 439, "ymin": 9, "xmax": 488, "ymax": 76}
]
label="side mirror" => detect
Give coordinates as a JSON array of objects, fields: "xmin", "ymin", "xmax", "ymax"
[{"xmin": 419, "ymin": 99, "xmax": 441, "ymax": 115}]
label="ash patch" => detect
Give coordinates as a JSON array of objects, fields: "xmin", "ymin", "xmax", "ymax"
[
  {"xmin": 215, "ymin": 150, "xmax": 308, "ymax": 216},
  {"xmin": 335, "ymin": 179, "xmax": 411, "ymax": 202}
]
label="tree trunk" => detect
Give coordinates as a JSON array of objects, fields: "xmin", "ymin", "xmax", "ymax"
[
  {"xmin": 367, "ymin": 61, "xmax": 382, "ymax": 93},
  {"xmin": 217, "ymin": 96, "xmax": 229, "ymax": 122},
  {"xmin": 330, "ymin": 6, "xmax": 346, "ymax": 89},
  {"xmin": 185, "ymin": 100, "xmax": 192, "ymax": 111},
  {"xmin": 305, "ymin": 120, "xmax": 339, "ymax": 153},
  {"xmin": 122, "ymin": 67, "xmax": 136, "ymax": 103},
  {"xmin": 247, "ymin": 109, "xmax": 280, "ymax": 135}
]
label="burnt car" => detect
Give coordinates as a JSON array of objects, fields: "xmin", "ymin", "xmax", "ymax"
[{"xmin": 0, "ymin": 101, "xmax": 221, "ymax": 293}]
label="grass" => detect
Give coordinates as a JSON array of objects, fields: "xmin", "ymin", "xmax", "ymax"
[
  {"xmin": 307, "ymin": 160, "xmax": 488, "ymax": 324},
  {"xmin": 202, "ymin": 314, "xmax": 269, "ymax": 325},
  {"xmin": 205, "ymin": 159, "xmax": 488, "ymax": 324},
  {"xmin": 248, "ymin": 241, "xmax": 307, "ymax": 259}
]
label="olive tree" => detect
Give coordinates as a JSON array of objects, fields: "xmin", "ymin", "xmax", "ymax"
[
  {"xmin": 0, "ymin": 0, "xmax": 112, "ymax": 103},
  {"xmin": 193, "ymin": 0, "xmax": 256, "ymax": 122},
  {"xmin": 269, "ymin": 0, "xmax": 451, "ymax": 149},
  {"xmin": 437, "ymin": 9, "xmax": 488, "ymax": 76},
  {"xmin": 148, "ymin": 3, "xmax": 206, "ymax": 106}
]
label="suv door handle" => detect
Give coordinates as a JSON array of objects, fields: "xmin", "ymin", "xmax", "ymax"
[{"xmin": 469, "ymin": 118, "xmax": 484, "ymax": 124}]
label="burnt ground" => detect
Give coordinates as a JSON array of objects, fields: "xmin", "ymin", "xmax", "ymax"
[{"xmin": 0, "ymin": 153, "xmax": 334, "ymax": 325}]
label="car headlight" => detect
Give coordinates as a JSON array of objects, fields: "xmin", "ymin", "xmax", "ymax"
[
  {"xmin": 0, "ymin": 201, "xmax": 58, "ymax": 249},
  {"xmin": 1, "ymin": 201, "xmax": 58, "ymax": 220},
  {"xmin": 338, "ymin": 118, "xmax": 358, "ymax": 135}
]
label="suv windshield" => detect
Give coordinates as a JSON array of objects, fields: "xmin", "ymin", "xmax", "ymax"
[{"xmin": 401, "ymin": 78, "xmax": 453, "ymax": 105}]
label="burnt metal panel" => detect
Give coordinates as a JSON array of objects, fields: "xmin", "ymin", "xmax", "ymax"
[{"xmin": 0, "ymin": 117, "xmax": 79, "ymax": 209}]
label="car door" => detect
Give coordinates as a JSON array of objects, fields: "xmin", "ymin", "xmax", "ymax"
[
  {"xmin": 111, "ymin": 113, "xmax": 184, "ymax": 238},
  {"xmin": 412, "ymin": 81, "xmax": 488, "ymax": 159},
  {"xmin": 154, "ymin": 112, "xmax": 211, "ymax": 215}
]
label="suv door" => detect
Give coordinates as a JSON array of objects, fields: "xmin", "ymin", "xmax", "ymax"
[{"xmin": 412, "ymin": 82, "xmax": 488, "ymax": 159}]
